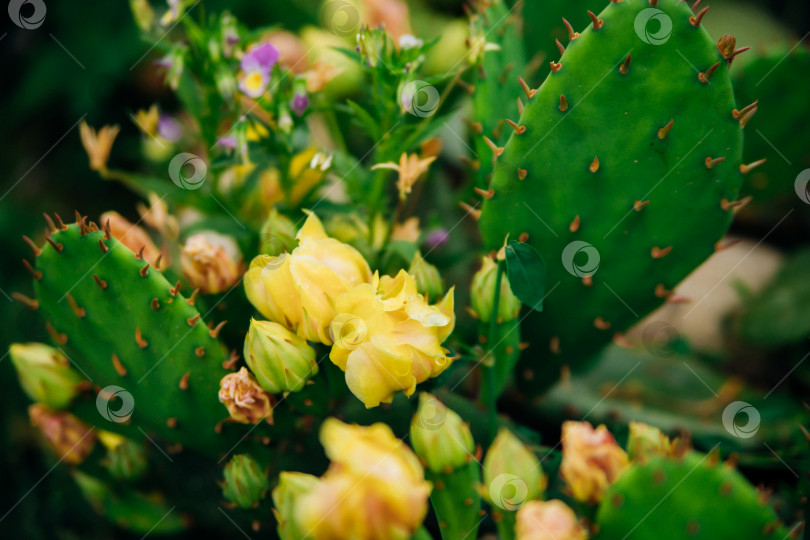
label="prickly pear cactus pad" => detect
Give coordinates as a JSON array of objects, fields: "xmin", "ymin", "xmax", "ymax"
[
  {"xmin": 32, "ymin": 220, "xmax": 232, "ymax": 452},
  {"xmin": 478, "ymin": 0, "xmax": 745, "ymax": 386}
]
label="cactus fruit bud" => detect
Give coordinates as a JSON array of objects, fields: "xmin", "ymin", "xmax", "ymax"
[
  {"xmin": 410, "ymin": 393, "xmax": 474, "ymax": 473},
  {"xmin": 272, "ymin": 471, "xmax": 320, "ymax": 540},
  {"xmin": 222, "ymin": 454, "xmax": 270, "ymax": 509},
  {"xmin": 244, "ymin": 319, "xmax": 318, "ymax": 393},
  {"xmin": 98, "ymin": 430, "xmax": 148, "ymax": 481},
  {"xmin": 627, "ymin": 422, "xmax": 673, "ymax": 462},
  {"xmin": 218, "ymin": 367, "xmax": 274, "ymax": 424},
  {"xmin": 408, "ymin": 252, "xmax": 444, "ymax": 302},
  {"xmin": 28, "ymin": 404, "xmax": 96, "ymax": 465},
  {"xmin": 559, "ymin": 421, "xmax": 628, "ymax": 504},
  {"xmin": 10, "ymin": 343, "xmax": 84, "ymax": 409},
  {"xmin": 260, "ymin": 208, "xmax": 298, "ymax": 256},
  {"xmin": 483, "ymin": 428, "xmax": 544, "ymax": 509},
  {"xmin": 470, "ymin": 256, "xmax": 521, "ymax": 323},
  {"xmin": 516, "ymin": 499, "xmax": 587, "ymax": 540}
]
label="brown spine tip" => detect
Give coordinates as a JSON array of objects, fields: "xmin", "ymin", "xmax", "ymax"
[
  {"xmin": 740, "ymin": 159, "xmax": 766, "ymax": 174},
  {"xmin": 151, "ymin": 298, "xmax": 160, "ymax": 310},
  {"xmin": 170, "ymin": 280, "xmax": 181, "ymax": 297},
  {"xmin": 459, "ymin": 202, "xmax": 482, "ymax": 221},
  {"xmin": 194, "ymin": 346, "xmax": 205, "ymax": 358},
  {"xmin": 698, "ymin": 61, "xmax": 722, "ymax": 84},
  {"xmin": 658, "ymin": 119, "xmax": 674, "ymax": 140},
  {"xmin": 139, "ymin": 263, "xmax": 150, "ymax": 278},
  {"xmin": 22, "ymin": 259, "xmax": 42, "ymax": 280},
  {"xmin": 613, "ymin": 333, "xmax": 634, "ymax": 348},
  {"xmin": 135, "ymin": 328, "xmax": 148, "ymax": 348},
  {"xmin": 562, "ymin": 18, "xmax": 579, "ymax": 41},
  {"xmin": 466, "ymin": 119, "xmax": 483, "ymax": 134},
  {"xmin": 589, "ymin": 156, "xmax": 600, "ymax": 173},
  {"xmin": 209, "ymin": 320, "xmax": 228, "ymax": 339},
  {"xmin": 555, "ymin": 39, "xmax": 566, "ymax": 56},
  {"xmin": 569, "ymin": 215, "xmax": 580, "ymax": 232},
  {"xmin": 518, "ymin": 232, "xmax": 529, "ymax": 242},
  {"xmin": 45, "ymin": 321, "xmax": 67, "ymax": 344},
  {"xmin": 651, "ymin": 246, "xmax": 673, "ymax": 259},
  {"xmin": 594, "ymin": 317, "xmax": 611, "ymax": 330},
  {"xmin": 634, "ymin": 200, "xmax": 650, "ymax": 212},
  {"xmin": 516, "ymin": 97, "xmax": 524, "ymax": 115},
  {"xmin": 155, "ymin": 253, "xmax": 163, "ymax": 271},
  {"xmin": 550, "ymin": 336, "xmax": 561, "ymax": 354},
  {"xmin": 559, "ymin": 94, "xmax": 569, "ymax": 112},
  {"xmin": 98, "ymin": 238, "xmax": 108, "ymax": 254},
  {"xmin": 111, "ymin": 354, "xmax": 127, "ymax": 376},
  {"xmin": 53, "ymin": 213, "xmax": 67, "ymax": 231},
  {"xmin": 689, "ymin": 6, "xmax": 709, "ymax": 26},
  {"xmin": 505, "ymin": 118, "xmax": 526, "ymax": 135},
  {"xmin": 550, "ymin": 61, "xmax": 562, "ymax": 73},
  {"xmin": 135, "ymin": 246, "xmax": 145, "ymax": 260},
  {"xmin": 77, "ymin": 216, "xmax": 88, "ymax": 236},
  {"xmin": 104, "ymin": 218, "xmax": 111, "ymax": 240},
  {"xmin": 187, "ymin": 314, "xmax": 201, "ymax": 327},
  {"xmin": 474, "ymin": 187, "xmax": 495, "ymax": 199},
  {"xmin": 93, "ymin": 274, "xmax": 107, "ymax": 290},
  {"xmin": 619, "ymin": 54, "xmax": 631, "ymax": 75},
  {"xmin": 12, "ymin": 292, "xmax": 39, "ymax": 310},
  {"xmin": 22, "ymin": 235, "xmax": 42, "ymax": 257},
  {"xmin": 223, "ymin": 350, "xmax": 240, "ymax": 370},
  {"xmin": 691, "ymin": 0, "xmax": 703, "ymax": 13},
  {"xmin": 582, "ymin": 275, "xmax": 593, "ymax": 287},
  {"xmin": 588, "ymin": 10, "xmax": 603, "ymax": 30},
  {"xmin": 186, "ymin": 288, "xmax": 200, "ymax": 306},
  {"xmin": 518, "ymin": 76, "xmax": 536, "ymax": 99},
  {"xmin": 655, "ymin": 284, "xmax": 672, "ymax": 298},
  {"xmin": 482, "ymin": 136, "xmax": 503, "ymax": 157},
  {"xmin": 517, "ymin": 168, "xmax": 528, "ymax": 180},
  {"xmin": 43, "ymin": 213, "xmax": 57, "ymax": 233},
  {"xmin": 167, "ymin": 417, "xmax": 177, "ymax": 429},
  {"xmin": 721, "ymin": 196, "xmax": 752, "ymax": 212},
  {"xmin": 44, "ymin": 236, "xmax": 63, "ymax": 253},
  {"xmin": 179, "ymin": 372, "xmax": 190, "ymax": 390},
  {"xmin": 65, "ymin": 294, "xmax": 86, "ymax": 318},
  {"xmin": 705, "ymin": 156, "xmax": 726, "ymax": 169}
]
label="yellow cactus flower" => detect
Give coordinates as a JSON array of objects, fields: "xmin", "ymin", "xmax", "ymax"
[
  {"xmin": 297, "ymin": 418, "xmax": 431, "ymax": 540},
  {"xmin": 180, "ymin": 232, "xmax": 243, "ymax": 294},
  {"xmin": 560, "ymin": 421, "xmax": 629, "ymax": 504},
  {"xmin": 328, "ymin": 270, "xmax": 455, "ymax": 408},
  {"xmin": 516, "ymin": 500, "xmax": 587, "ymax": 540},
  {"xmin": 79, "ymin": 121, "xmax": 120, "ymax": 173},
  {"xmin": 245, "ymin": 211, "xmax": 372, "ymax": 344},
  {"xmin": 218, "ymin": 367, "xmax": 274, "ymax": 425},
  {"xmin": 29, "ymin": 404, "xmax": 96, "ymax": 465},
  {"xmin": 372, "ymin": 153, "xmax": 436, "ymax": 200}
]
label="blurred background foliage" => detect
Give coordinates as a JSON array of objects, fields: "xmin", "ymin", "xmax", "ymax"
[{"xmin": 0, "ymin": 0, "xmax": 807, "ymax": 537}]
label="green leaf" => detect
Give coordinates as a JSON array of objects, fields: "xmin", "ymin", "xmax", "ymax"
[{"xmin": 504, "ymin": 241, "xmax": 547, "ymax": 312}]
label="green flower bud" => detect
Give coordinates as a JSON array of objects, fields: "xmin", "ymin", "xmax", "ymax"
[
  {"xmin": 128, "ymin": 0, "xmax": 155, "ymax": 31},
  {"xmin": 10, "ymin": 343, "xmax": 84, "ymax": 409},
  {"xmin": 409, "ymin": 252, "xmax": 444, "ymax": 302},
  {"xmin": 627, "ymin": 422, "xmax": 673, "ymax": 462},
  {"xmin": 260, "ymin": 208, "xmax": 298, "ymax": 256},
  {"xmin": 244, "ymin": 319, "xmax": 318, "ymax": 393},
  {"xmin": 470, "ymin": 257, "xmax": 521, "ymax": 323},
  {"xmin": 99, "ymin": 431, "xmax": 148, "ymax": 481},
  {"xmin": 272, "ymin": 471, "xmax": 320, "ymax": 540},
  {"xmin": 222, "ymin": 454, "xmax": 269, "ymax": 509},
  {"xmin": 483, "ymin": 428, "xmax": 544, "ymax": 510},
  {"xmin": 410, "ymin": 393, "xmax": 474, "ymax": 473}
]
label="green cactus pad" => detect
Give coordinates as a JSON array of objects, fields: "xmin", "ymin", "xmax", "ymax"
[
  {"xmin": 478, "ymin": 0, "xmax": 744, "ymax": 389},
  {"xmin": 596, "ymin": 451, "xmax": 786, "ymax": 539},
  {"xmin": 32, "ymin": 220, "xmax": 235, "ymax": 454}
]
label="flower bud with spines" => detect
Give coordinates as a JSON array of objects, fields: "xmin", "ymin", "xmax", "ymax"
[
  {"xmin": 244, "ymin": 318, "xmax": 318, "ymax": 393},
  {"xmin": 10, "ymin": 343, "xmax": 84, "ymax": 409},
  {"xmin": 222, "ymin": 454, "xmax": 269, "ymax": 509}
]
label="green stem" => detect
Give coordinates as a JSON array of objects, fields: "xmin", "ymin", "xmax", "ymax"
[{"xmin": 482, "ymin": 260, "xmax": 506, "ymax": 444}]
